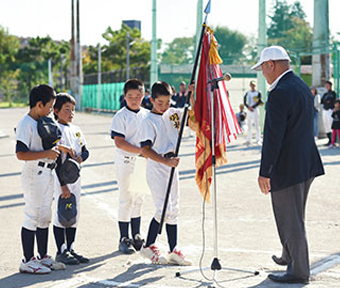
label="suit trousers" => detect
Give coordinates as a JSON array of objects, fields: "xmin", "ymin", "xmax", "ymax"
[{"xmin": 271, "ymin": 178, "xmax": 314, "ymax": 278}]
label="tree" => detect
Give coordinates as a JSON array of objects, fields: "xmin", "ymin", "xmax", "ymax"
[
  {"xmin": 15, "ymin": 36, "xmax": 70, "ymax": 95},
  {"xmin": 83, "ymin": 24, "xmax": 151, "ymax": 75},
  {"xmin": 213, "ymin": 26, "xmax": 247, "ymax": 64},
  {"xmin": 161, "ymin": 37, "xmax": 195, "ymax": 65},
  {"xmin": 268, "ymin": 0, "xmax": 312, "ymax": 52},
  {"xmin": 0, "ymin": 26, "xmax": 20, "ymax": 104}
]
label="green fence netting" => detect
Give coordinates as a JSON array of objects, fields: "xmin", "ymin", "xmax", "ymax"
[{"xmin": 82, "ymin": 82, "xmax": 125, "ymax": 111}]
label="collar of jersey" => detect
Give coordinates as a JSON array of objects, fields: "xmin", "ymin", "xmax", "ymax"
[
  {"xmin": 126, "ymin": 106, "xmax": 140, "ymax": 113},
  {"xmin": 151, "ymin": 110, "xmax": 163, "ymax": 115}
]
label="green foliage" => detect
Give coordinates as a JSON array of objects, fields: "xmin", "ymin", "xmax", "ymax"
[
  {"xmin": 268, "ymin": 0, "xmax": 312, "ymax": 52},
  {"xmin": 83, "ymin": 24, "xmax": 151, "ymax": 74},
  {"xmin": 213, "ymin": 26, "xmax": 247, "ymax": 64},
  {"xmin": 161, "ymin": 37, "xmax": 195, "ymax": 65},
  {"xmin": 0, "ymin": 26, "xmax": 20, "ymax": 103}
]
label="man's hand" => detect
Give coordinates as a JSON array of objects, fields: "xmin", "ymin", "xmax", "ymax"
[
  {"xmin": 164, "ymin": 157, "xmax": 180, "ymax": 168},
  {"xmin": 248, "ymin": 107, "xmax": 254, "ymax": 112},
  {"xmin": 258, "ymin": 176, "xmax": 271, "ymax": 195},
  {"xmin": 61, "ymin": 185, "xmax": 71, "ymax": 199}
]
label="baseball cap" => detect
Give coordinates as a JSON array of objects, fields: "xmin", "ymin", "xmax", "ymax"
[
  {"xmin": 58, "ymin": 194, "xmax": 77, "ymax": 228},
  {"xmin": 251, "ymin": 46, "xmax": 291, "ymax": 71}
]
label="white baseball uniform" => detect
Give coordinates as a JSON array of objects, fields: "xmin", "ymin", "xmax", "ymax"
[
  {"xmin": 140, "ymin": 108, "xmax": 184, "ymax": 225},
  {"xmin": 244, "ymin": 90, "xmax": 261, "ymax": 143},
  {"xmin": 53, "ymin": 123, "xmax": 86, "ymax": 228},
  {"xmin": 111, "ymin": 106, "xmax": 149, "ymax": 222},
  {"xmin": 16, "ymin": 114, "xmax": 56, "ymax": 231}
]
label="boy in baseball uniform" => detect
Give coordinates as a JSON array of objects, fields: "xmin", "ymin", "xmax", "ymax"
[
  {"xmin": 53, "ymin": 93, "xmax": 90, "ymax": 265},
  {"xmin": 139, "ymin": 81, "xmax": 194, "ymax": 265},
  {"xmin": 15, "ymin": 85, "xmax": 66, "ymax": 274},
  {"xmin": 111, "ymin": 79, "xmax": 149, "ymax": 254}
]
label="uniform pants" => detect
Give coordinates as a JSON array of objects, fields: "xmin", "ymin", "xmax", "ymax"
[
  {"xmin": 115, "ymin": 153, "xmax": 143, "ymax": 222},
  {"xmin": 271, "ymin": 178, "xmax": 314, "ymax": 279},
  {"xmin": 247, "ymin": 109, "xmax": 260, "ymax": 143},
  {"xmin": 146, "ymin": 159, "xmax": 179, "ymax": 225},
  {"xmin": 322, "ymin": 109, "xmax": 333, "ymax": 134},
  {"xmin": 21, "ymin": 161, "xmax": 55, "ymax": 230}
]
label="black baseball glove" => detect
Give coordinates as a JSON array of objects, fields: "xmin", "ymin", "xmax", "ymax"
[{"xmin": 59, "ymin": 158, "xmax": 81, "ymax": 184}]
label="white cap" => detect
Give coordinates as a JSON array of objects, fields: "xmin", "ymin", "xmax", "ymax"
[{"xmin": 251, "ymin": 45, "xmax": 291, "ymax": 71}]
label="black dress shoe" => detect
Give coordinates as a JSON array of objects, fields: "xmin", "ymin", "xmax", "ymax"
[
  {"xmin": 268, "ymin": 273, "xmax": 309, "ymax": 284},
  {"xmin": 272, "ymin": 255, "xmax": 288, "ymax": 266}
]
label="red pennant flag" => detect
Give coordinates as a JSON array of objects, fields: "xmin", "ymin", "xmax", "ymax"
[{"xmin": 189, "ymin": 28, "xmax": 241, "ymax": 201}]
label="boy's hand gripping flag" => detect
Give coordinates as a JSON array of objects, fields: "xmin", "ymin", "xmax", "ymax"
[{"xmin": 189, "ymin": 27, "xmax": 241, "ymax": 201}]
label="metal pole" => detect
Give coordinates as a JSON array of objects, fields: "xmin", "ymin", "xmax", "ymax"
[
  {"xmin": 60, "ymin": 54, "xmax": 63, "ymax": 91},
  {"xmin": 70, "ymin": 0, "xmax": 76, "ymax": 97},
  {"xmin": 76, "ymin": 0, "xmax": 82, "ymax": 110},
  {"xmin": 48, "ymin": 58, "xmax": 53, "ymax": 87},
  {"xmin": 150, "ymin": 0, "xmax": 157, "ymax": 86},
  {"xmin": 158, "ymin": 0, "xmax": 211, "ymax": 235},
  {"xmin": 98, "ymin": 43, "xmax": 102, "ymax": 110},
  {"xmin": 126, "ymin": 32, "xmax": 130, "ymax": 80},
  {"xmin": 257, "ymin": 0, "xmax": 267, "ymax": 129}
]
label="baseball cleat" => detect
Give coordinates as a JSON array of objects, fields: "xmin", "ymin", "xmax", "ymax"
[
  {"xmin": 56, "ymin": 250, "xmax": 79, "ymax": 265},
  {"xmin": 39, "ymin": 255, "xmax": 66, "ymax": 270},
  {"xmin": 140, "ymin": 245, "xmax": 168, "ymax": 265},
  {"xmin": 70, "ymin": 250, "xmax": 89, "ymax": 263},
  {"xmin": 19, "ymin": 257, "xmax": 51, "ymax": 274},
  {"xmin": 119, "ymin": 237, "xmax": 135, "ymax": 254},
  {"xmin": 167, "ymin": 248, "xmax": 192, "ymax": 266},
  {"xmin": 132, "ymin": 234, "xmax": 145, "ymax": 251}
]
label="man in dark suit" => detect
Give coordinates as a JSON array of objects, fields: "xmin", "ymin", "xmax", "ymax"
[{"xmin": 252, "ymin": 46, "xmax": 324, "ymax": 284}]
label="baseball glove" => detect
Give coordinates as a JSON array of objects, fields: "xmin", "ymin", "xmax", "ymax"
[
  {"xmin": 37, "ymin": 116, "xmax": 62, "ymax": 150},
  {"xmin": 59, "ymin": 158, "xmax": 81, "ymax": 184}
]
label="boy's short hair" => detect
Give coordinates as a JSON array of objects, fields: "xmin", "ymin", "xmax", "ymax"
[
  {"xmin": 151, "ymin": 81, "xmax": 172, "ymax": 99},
  {"xmin": 29, "ymin": 84, "xmax": 56, "ymax": 108},
  {"xmin": 124, "ymin": 79, "xmax": 144, "ymax": 95},
  {"xmin": 325, "ymin": 80, "xmax": 333, "ymax": 86},
  {"xmin": 53, "ymin": 93, "xmax": 76, "ymax": 120}
]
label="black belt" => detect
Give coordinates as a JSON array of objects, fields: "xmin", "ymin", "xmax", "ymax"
[
  {"xmin": 38, "ymin": 161, "xmax": 56, "ymax": 170},
  {"xmin": 164, "ymin": 152, "xmax": 176, "ymax": 159}
]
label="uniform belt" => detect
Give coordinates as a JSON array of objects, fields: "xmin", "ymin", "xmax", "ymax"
[
  {"xmin": 38, "ymin": 161, "xmax": 56, "ymax": 170},
  {"xmin": 124, "ymin": 156, "xmax": 135, "ymax": 160},
  {"xmin": 163, "ymin": 152, "xmax": 176, "ymax": 159}
]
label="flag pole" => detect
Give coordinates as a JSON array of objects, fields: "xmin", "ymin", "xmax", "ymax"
[{"xmin": 158, "ymin": 0, "xmax": 211, "ymax": 235}]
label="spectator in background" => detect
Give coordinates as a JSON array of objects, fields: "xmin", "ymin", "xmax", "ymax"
[
  {"xmin": 310, "ymin": 86, "xmax": 321, "ymax": 140},
  {"xmin": 244, "ymin": 80, "xmax": 263, "ymax": 146},
  {"xmin": 142, "ymin": 89, "xmax": 153, "ymax": 110},
  {"xmin": 330, "ymin": 100, "xmax": 340, "ymax": 148},
  {"xmin": 119, "ymin": 94, "xmax": 126, "ymax": 109},
  {"xmin": 236, "ymin": 104, "xmax": 247, "ymax": 132},
  {"xmin": 321, "ymin": 80, "xmax": 336, "ymax": 146},
  {"xmin": 170, "ymin": 86, "xmax": 177, "ymax": 107},
  {"xmin": 172, "ymin": 81, "xmax": 187, "ymax": 108}
]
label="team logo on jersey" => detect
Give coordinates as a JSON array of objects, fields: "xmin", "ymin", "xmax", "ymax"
[{"xmin": 169, "ymin": 113, "xmax": 180, "ymax": 130}]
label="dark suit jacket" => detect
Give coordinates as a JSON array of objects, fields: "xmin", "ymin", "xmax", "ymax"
[{"xmin": 260, "ymin": 71, "xmax": 324, "ymax": 192}]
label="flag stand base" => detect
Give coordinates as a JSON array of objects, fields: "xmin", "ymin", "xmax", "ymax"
[{"xmin": 175, "ymin": 80, "xmax": 259, "ymax": 286}]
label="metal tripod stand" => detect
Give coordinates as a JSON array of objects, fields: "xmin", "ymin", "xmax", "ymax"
[{"xmin": 175, "ymin": 81, "xmax": 259, "ymax": 287}]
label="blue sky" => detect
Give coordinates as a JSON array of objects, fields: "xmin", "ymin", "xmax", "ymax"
[{"xmin": 0, "ymin": 0, "xmax": 338, "ymax": 46}]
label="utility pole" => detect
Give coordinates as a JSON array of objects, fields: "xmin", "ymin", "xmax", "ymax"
[
  {"xmin": 60, "ymin": 54, "xmax": 64, "ymax": 91},
  {"xmin": 76, "ymin": 0, "xmax": 82, "ymax": 110},
  {"xmin": 195, "ymin": 0, "xmax": 203, "ymax": 54},
  {"xmin": 312, "ymin": 0, "xmax": 330, "ymax": 87},
  {"xmin": 150, "ymin": 0, "xmax": 157, "ymax": 86},
  {"xmin": 126, "ymin": 32, "xmax": 130, "ymax": 80},
  {"xmin": 70, "ymin": 0, "xmax": 76, "ymax": 103},
  {"xmin": 98, "ymin": 43, "xmax": 101, "ymax": 110},
  {"xmin": 257, "ymin": 0, "xmax": 267, "ymax": 127}
]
